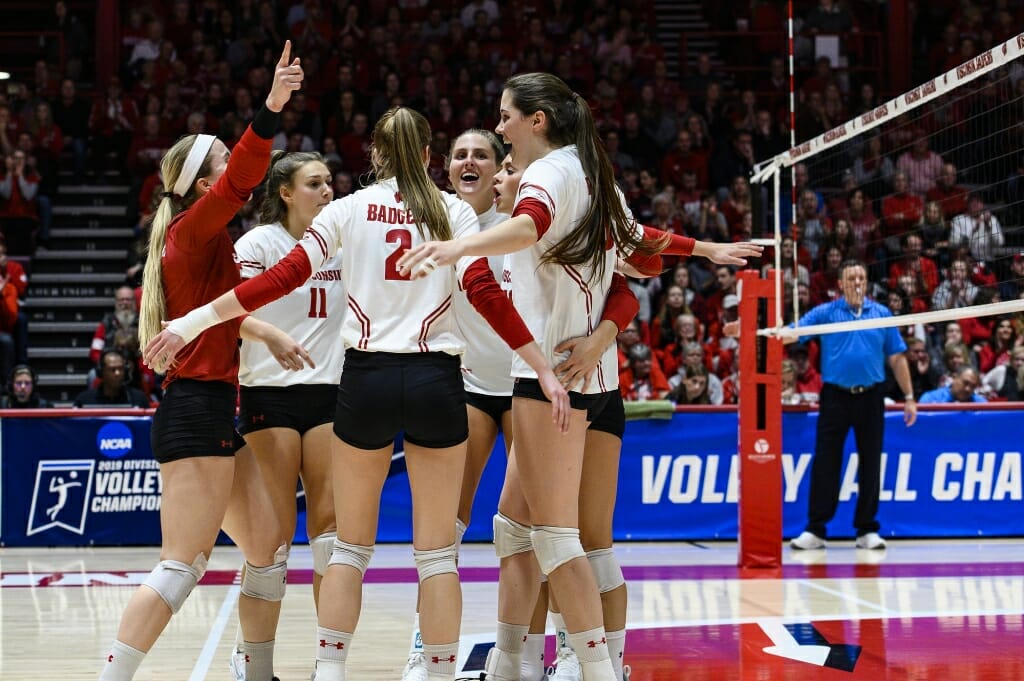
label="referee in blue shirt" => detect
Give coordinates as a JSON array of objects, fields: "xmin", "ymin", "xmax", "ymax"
[{"xmin": 790, "ymin": 260, "xmax": 917, "ymax": 551}]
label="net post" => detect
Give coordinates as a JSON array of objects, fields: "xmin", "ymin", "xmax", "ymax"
[{"xmin": 737, "ymin": 269, "xmax": 783, "ymax": 570}]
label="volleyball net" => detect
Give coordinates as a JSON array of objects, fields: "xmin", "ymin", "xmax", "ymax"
[{"xmin": 736, "ymin": 33, "xmax": 1024, "ymax": 569}]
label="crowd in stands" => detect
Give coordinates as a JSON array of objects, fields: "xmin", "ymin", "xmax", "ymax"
[{"xmin": 2, "ymin": 0, "xmax": 1024, "ymax": 406}]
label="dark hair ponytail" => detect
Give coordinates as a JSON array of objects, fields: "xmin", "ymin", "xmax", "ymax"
[{"xmin": 503, "ymin": 73, "xmax": 661, "ymax": 283}]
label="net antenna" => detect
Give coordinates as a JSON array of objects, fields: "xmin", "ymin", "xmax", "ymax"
[{"xmin": 752, "ymin": 32, "xmax": 1024, "ymax": 337}]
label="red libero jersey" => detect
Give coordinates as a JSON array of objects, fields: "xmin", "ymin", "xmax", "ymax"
[{"xmin": 161, "ymin": 126, "xmax": 272, "ymax": 386}]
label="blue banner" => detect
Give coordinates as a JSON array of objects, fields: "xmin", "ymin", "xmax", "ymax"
[{"xmin": 2, "ymin": 410, "xmax": 1022, "ymax": 547}]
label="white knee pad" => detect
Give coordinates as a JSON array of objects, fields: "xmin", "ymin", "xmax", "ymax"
[
  {"xmin": 530, "ymin": 526, "xmax": 585, "ymax": 576},
  {"xmin": 142, "ymin": 553, "xmax": 208, "ymax": 614},
  {"xmin": 241, "ymin": 545, "xmax": 289, "ymax": 602},
  {"xmin": 586, "ymin": 548, "xmax": 625, "ymax": 593},
  {"xmin": 455, "ymin": 518, "xmax": 467, "ymax": 554},
  {"xmin": 310, "ymin": 532, "xmax": 336, "ymax": 576},
  {"xmin": 413, "ymin": 542, "xmax": 458, "ymax": 582},
  {"xmin": 327, "ymin": 538, "xmax": 374, "ymax": 576},
  {"xmin": 493, "ymin": 513, "xmax": 533, "ymax": 559}
]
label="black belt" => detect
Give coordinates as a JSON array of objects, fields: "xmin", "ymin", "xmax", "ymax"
[{"xmin": 826, "ymin": 382, "xmax": 877, "ymax": 394}]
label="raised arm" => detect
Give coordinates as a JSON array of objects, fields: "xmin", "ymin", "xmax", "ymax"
[
  {"xmin": 181, "ymin": 42, "xmax": 303, "ymax": 248},
  {"xmin": 143, "ymin": 242, "xmax": 315, "ymax": 373}
]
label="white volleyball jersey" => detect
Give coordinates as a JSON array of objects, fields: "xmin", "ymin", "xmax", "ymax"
[
  {"xmin": 509, "ymin": 146, "xmax": 641, "ymax": 395},
  {"xmin": 235, "ymin": 223, "xmax": 347, "ymax": 386},
  {"xmin": 297, "ymin": 177, "xmax": 480, "ymax": 355},
  {"xmin": 453, "ymin": 205, "xmax": 514, "ymax": 395}
]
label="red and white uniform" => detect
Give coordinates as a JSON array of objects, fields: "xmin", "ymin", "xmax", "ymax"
[
  {"xmin": 235, "ymin": 222, "xmax": 346, "ymax": 386},
  {"xmin": 278, "ymin": 177, "xmax": 482, "ymax": 354},
  {"xmin": 453, "ymin": 205, "xmax": 514, "ymax": 395},
  {"xmin": 162, "ymin": 125, "xmax": 270, "ymax": 386},
  {"xmin": 510, "ymin": 146, "xmax": 641, "ymax": 394}
]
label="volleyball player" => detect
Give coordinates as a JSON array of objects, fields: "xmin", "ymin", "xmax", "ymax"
[
  {"xmin": 143, "ymin": 106, "xmax": 568, "ymax": 681},
  {"xmin": 398, "ymin": 73, "xmax": 759, "ymax": 681},
  {"xmin": 99, "ymin": 42, "xmax": 310, "ymax": 681},
  {"xmin": 229, "ymin": 151, "xmax": 344, "ymax": 681}
]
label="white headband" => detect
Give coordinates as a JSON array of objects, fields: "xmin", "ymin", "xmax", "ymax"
[{"xmin": 172, "ymin": 134, "xmax": 217, "ymax": 198}]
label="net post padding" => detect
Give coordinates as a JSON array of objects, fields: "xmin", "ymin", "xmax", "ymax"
[{"xmin": 737, "ymin": 270, "xmax": 783, "ymax": 570}]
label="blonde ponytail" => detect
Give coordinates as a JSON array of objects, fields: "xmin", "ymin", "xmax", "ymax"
[{"xmin": 138, "ymin": 133, "xmax": 215, "ymax": 347}]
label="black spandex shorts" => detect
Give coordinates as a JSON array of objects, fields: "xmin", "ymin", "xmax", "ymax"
[
  {"xmin": 239, "ymin": 383, "xmax": 337, "ymax": 435},
  {"xmin": 512, "ymin": 377, "xmax": 611, "ymax": 414},
  {"xmin": 334, "ymin": 349, "xmax": 467, "ymax": 450},
  {"xmin": 587, "ymin": 389, "xmax": 626, "ymax": 439},
  {"xmin": 151, "ymin": 379, "xmax": 245, "ymax": 463},
  {"xmin": 465, "ymin": 391, "xmax": 513, "ymax": 428}
]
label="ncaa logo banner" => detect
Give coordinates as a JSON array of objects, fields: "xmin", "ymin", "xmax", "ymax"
[
  {"xmin": 1, "ymin": 416, "xmax": 169, "ymax": 547},
  {"xmin": 26, "ymin": 460, "xmax": 95, "ymax": 536}
]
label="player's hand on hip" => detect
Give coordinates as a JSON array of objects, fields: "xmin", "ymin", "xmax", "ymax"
[
  {"xmin": 266, "ymin": 40, "xmax": 303, "ymax": 112},
  {"xmin": 553, "ymin": 335, "xmax": 602, "ymax": 392}
]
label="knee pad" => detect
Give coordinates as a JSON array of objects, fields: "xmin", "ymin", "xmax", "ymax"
[
  {"xmin": 310, "ymin": 532, "xmax": 336, "ymax": 576},
  {"xmin": 455, "ymin": 518, "xmax": 467, "ymax": 554},
  {"xmin": 586, "ymin": 548, "xmax": 625, "ymax": 593},
  {"xmin": 241, "ymin": 545, "xmax": 289, "ymax": 602},
  {"xmin": 142, "ymin": 553, "xmax": 208, "ymax": 614},
  {"xmin": 492, "ymin": 513, "xmax": 533, "ymax": 559},
  {"xmin": 413, "ymin": 542, "xmax": 458, "ymax": 582},
  {"xmin": 530, "ymin": 526, "xmax": 585, "ymax": 576},
  {"xmin": 327, "ymin": 538, "xmax": 374, "ymax": 576}
]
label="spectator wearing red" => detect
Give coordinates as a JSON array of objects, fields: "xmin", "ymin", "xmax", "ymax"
[
  {"xmin": 788, "ymin": 344, "xmax": 823, "ymax": 402},
  {"xmin": 0, "ymin": 253, "xmax": 18, "ymax": 379},
  {"xmin": 897, "ymin": 133, "xmax": 944, "ymax": 196},
  {"xmin": 127, "ymin": 114, "xmax": 170, "ymax": 178},
  {"xmin": 616, "ymin": 319, "xmax": 644, "ymax": 372},
  {"xmin": 620, "ymin": 343, "xmax": 671, "ymax": 402},
  {"xmin": 889, "ymin": 233, "xmax": 940, "ymax": 296},
  {"xmin": 881, "ymin": 170, "xmax": 924, "ymax": 242},
  {"xmin": 926, "ymin": 163, "xmax": 968, "ymax": 218},
  {"xmin": 719, "ymin": 176, "xmax": 752, "ymax": 239},
  {"xmin": 978, "ymin": 317, "xmax": 1018, "ymax": 374},
  {"xmin": 0, "ymin": 150, "xmax": 40, "ymax": 255},
  {"xmin": 811, "ymin": 246, "xmax": 844, "ymax": 306},
  {"xmin": 89, "ymin": 76, "xmax": 139, "ymax": 170},
  {"xmin": 338, "ymin": 112, "xmax": 371, "ymax": 175},
  {"xmin": 90, "ymin": 286, "xmax": 140, "ymax": 365},
  {"xmin": 661, "ymin": 128, "xmax": 709, "ymax": 191}
]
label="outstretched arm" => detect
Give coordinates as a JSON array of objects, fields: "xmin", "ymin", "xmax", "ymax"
[{"xmin": 143, "ymin": 244, "xmax": 314, "ymax": 373}]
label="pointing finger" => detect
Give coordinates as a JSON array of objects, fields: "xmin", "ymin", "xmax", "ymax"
[{"xmin": 278, "ymin": 40, "xmax": 292, "ymax": 68}]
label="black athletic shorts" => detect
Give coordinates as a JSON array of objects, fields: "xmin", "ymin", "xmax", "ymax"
[
  {"xmin": 587, "ymin": 389, "xmax": 626, "ymax": 439},
  {"xmin": 465, "ymin": 391, "xmax": 513, "ymax": 428},
  {"xmin": 334, "ymin": 349, "xmax": 467, "ymax": 450},
  {"xmin": 151, "ymin": 379, "xmax": 245, "ymax": 463},
  {"xmin": 239, "ymin": 383, "xmax": 337, "ymax": 435},
  {"xmin": 512, "ymin": 377, "xmax": 611, "ymax": 414}
]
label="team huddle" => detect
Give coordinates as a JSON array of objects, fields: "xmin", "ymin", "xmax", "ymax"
[{"xmin": 97, "ymin": 42, "xmax": 760, "ymax": 681}]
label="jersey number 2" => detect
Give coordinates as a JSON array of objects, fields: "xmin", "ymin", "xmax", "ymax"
[
  {"xmin": 308, "ymin": 287, "xmax": 327, "ymax": 318},
  {"xmin": 384, "ymin": 228, "xmax": 412, "ymax": 281}
]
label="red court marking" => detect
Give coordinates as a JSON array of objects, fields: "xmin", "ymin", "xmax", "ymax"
[
  {"xmin": 624, "ymin": 616, "xmax": 1024, "ymax": 680},
  {"xmin": 3, "ymin": 562, "xmax": 1023, "ymax": 588}
]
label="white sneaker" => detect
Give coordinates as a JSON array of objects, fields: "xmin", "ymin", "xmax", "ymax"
[
  {"xmin": 228, "ymin": 649, "xmax": 246, "ymax": 681},
  {"xmin": 549, "ymin": 647, "xmax": 581, "ymax": 681},
  {"xmin": 401, "ymin": 651, "xmax": 428, "ymax": 681},
  {"xmin": 790, "ymin": 531, "xmax": 826, "ymax": 550},
  {"xmin": 228, "ymin": 649, "xmax": 280, "ymax": 681},
  {"xmin": 855, "ymin": 532, "xmax": 887, "ymax": 550}
]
